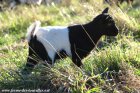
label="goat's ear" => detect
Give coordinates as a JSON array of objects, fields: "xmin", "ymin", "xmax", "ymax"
[{"xmin": 102, "ymin": 7, "xmax": 109, "ymax": 14}]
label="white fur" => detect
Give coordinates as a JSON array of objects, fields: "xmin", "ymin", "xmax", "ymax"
[
  {"xmin": 27, "ymin": 21, "xmax": 72, "ymax": 63},
  {"xmin": 26, "ymin": 21, "xmax": 41, "ymax": 42}
]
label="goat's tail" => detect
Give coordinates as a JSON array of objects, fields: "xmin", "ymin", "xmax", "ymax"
[{"xmin": 26, "ymin": 21, "xmax": 41, "ymax": 42}]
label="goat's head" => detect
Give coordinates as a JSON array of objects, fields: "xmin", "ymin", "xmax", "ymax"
[{"xmin": 92, "ymin": 7, "xmax": 119, "ymax": 36}]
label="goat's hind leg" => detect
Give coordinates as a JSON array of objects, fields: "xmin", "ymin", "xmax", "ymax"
[
  {"xmin": 72, "ymin": 53, "xmax": 83, "ymax": 67},
  {"xmin": 21, "ymin": 56, "xmax": 38, "ymax": 75},
  {"xmin": 21, "ymin": 47, "xmax": 38, "ymax": 75}
]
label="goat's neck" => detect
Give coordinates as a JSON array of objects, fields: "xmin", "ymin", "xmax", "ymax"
[{"xmin": 82, "ymin": 23, "xmax": 102, "ymax": 45}]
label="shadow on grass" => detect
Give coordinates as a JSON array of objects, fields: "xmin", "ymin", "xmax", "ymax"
[{"xmin": 0, "ymin": 64, "xmax": 72, "ymax": 93}]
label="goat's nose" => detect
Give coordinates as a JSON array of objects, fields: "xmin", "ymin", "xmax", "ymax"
[
  {"xmin": 115, "ymin": 29, "xmax": 119, "ymax": 35},
  {"xmin": 115, "ymin": 25, "xmax": 119, "ymax": 33},
  {"xmin": 116, "ymin": 26, "xmax": 119, "ymax": 30}
]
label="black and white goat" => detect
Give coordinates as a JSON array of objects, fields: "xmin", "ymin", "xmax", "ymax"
[{"xmin": 22, "ymin": 7, "xmax": 118, "ymax": 74}]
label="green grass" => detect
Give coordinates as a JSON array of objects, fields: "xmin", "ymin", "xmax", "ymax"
[{"xmin": 0, "ymin": 0, "xmax": 140, "ymax": 92}]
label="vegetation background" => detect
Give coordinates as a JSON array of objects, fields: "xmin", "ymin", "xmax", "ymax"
[{"xmin": 0, "ymin": 0, "xmax": 140, "ymax": 92}]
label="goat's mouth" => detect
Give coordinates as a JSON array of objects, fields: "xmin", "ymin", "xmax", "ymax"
[
  {"xmin": 111, "ymin": 30, "xmax": 119, "ymax": 36},
  {"xmin": 107, "ymin": 29, "xmax": 119, "ymax": 36},
  {"xmin": 107, "ymin": 30, "xmax": 118, "ymax": 36},
  {"xmin": 112, "ymin": 27, "xmax": 119, "ymax": 36},
  {"xmin": 111, "ymin": 25, "xmax": 119, "ymax": 36}
]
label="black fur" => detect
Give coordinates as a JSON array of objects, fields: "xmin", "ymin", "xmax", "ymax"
[{"xmin": 68, "ymin": 12, "xmax": 118, "ymax": 67}]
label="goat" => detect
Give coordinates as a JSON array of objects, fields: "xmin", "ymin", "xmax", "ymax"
[{"xmin": 22, "ymin": 7, "xmax": 119, "ymax": 75}]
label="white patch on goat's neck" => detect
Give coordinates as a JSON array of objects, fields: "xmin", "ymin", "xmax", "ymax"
[{"xmin": 35, "ymin": 26, "xmax": 72, "ymax": 63}]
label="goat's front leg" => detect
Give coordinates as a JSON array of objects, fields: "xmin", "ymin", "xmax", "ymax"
[
  {"xmin": 21, "ymin": 56, "xmax": 38, "ymax": 75},
  {"xmin": 71, "ymin": 54, "xmax": 86, "ymax": 75},
  {"xmin": 71, "ymin": 45, "xmax": 83, "ymax": 67},
  {"xmin": 72, "ymin": 53, "xmax": 83, "ymax": 67},
  {"xmin": 21, "ymin": 47, "xmax": 38, "ymax": 75}
]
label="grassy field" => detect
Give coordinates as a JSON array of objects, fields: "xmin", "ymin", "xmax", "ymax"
[{"xmin": 0, "ymin": 0, "xmax": 140, "ymax": 93}]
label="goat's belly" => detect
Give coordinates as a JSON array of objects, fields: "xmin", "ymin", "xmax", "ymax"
[
  {"xmin": 44, "ymin": 43, "xmax": 72, "ymax": 62},
  {"xmin": 55, "ymin": 49, "xmax": 69, "ymax": 59}
]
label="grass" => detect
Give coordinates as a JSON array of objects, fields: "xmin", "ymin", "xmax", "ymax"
[{"xmin": 0, "ymin": 0, "xmax": 140, "ymax": 92}]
